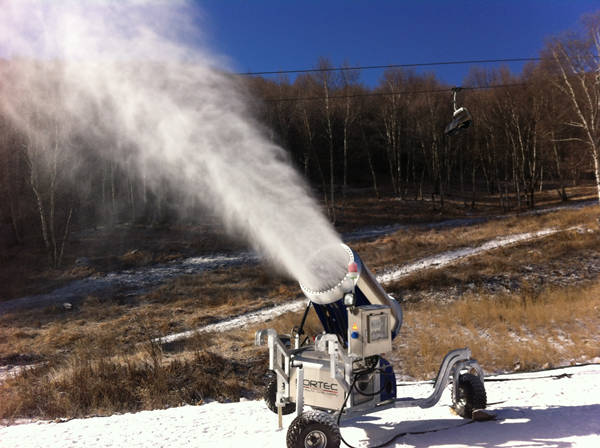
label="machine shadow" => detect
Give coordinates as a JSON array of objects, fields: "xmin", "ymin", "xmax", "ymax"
[{"xmin": 344, "ymin": 404, "xmax": 600, "ymax": 447}]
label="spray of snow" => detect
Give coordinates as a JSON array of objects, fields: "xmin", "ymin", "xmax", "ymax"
[{"xmin": 0, "ymin": 0, "xmax": 347, "ymax": 291}]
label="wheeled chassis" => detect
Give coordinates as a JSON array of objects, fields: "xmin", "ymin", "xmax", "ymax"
[{"xmin": 256, "ymin": 327, "xmax": 485, "ymax": 423}]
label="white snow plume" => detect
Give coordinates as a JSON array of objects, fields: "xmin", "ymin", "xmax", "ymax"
[{"xmin": 0, "ymin": 0, "xmax": 347, "ymax": 290}]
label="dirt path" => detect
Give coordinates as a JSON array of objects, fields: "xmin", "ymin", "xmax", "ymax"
[{"xmin": 0, "ymin": 253, "xmax": 255, "ymax": 315}]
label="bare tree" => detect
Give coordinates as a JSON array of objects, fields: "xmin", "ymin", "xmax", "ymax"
[
  {"xmin": 293, "ymin": 74, "xmax": 329, "ymax": 206},
  {"xmin": 24, "ymin": 122, "xmax": 74, "ymax": 267},
  {"xmin": 547, "ymin": 12, "xmax": 600, "ymax": 203},
  {"xmin": 377, "ymin": 69, "xmax": 406, "ymax": 196},
  {"xmin": 339, "ymin": 64, "xmax": 361, "ymax": 200},
  {"xmin": 358, "ymin": 102, "xmax": 381, "ymax": 199},
  {"xmin": 16, "ymin": 67, "xmax": 76, "ymax": 268},
  {"xmin": 0, "ymin": 119, "xmax": 25, "ymax": 246},
  {"xmin": 315, "ymin": 57, "xmax": 338, "ymax": 221}
]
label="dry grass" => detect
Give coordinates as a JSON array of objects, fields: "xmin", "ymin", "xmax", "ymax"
[
  {"xmin": 0, "ymin": 265, "xmax": 299, "ymax": 362},
  {"xmin": 0, "ymin": 264, "xmax": 297, "ymax": 421},
  {"xmin": 395, "ymin": 281, "xmax": 600, "ymax": 379},
  {"xmin": 0, "ymin": 222, "xmax": 246, "ymax": 302},
  {"xmin": 354, "ymin": 205, "xmax": 600, "ymax": 274},
  {"xmin": 387, "ymin": 225, "xmax": 600, "ymax": 297},
  {"xmin": 2, "ymin": 205, "xmax": 597, "ymax": 366},
  {"xmin": 2, "ymin": 185, "xmax": 595, "ymax": 302},
  {"xmin": 219, "ymin": 279, "xmax": 600, "ymax": 383},
  {"xmin": 0, "ymin": 338, "xmax": 266, "ymax": 420},
  {"xmin": 335, "ymin": 185, "xmax": 597, "ymax": 232},
  {"xmin": 248, "ymin": 306, "xmax": 324, "ymax": 339}
]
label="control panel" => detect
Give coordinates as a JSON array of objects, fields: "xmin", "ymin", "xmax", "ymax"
[{"xmin": 347, "ymin": 305, "xmax": 392, "ymax": 358}]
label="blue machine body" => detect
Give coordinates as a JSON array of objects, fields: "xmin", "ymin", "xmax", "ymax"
[{"xmin": 379, "ymin": 357, "xmax": 397, "ymax": 402}]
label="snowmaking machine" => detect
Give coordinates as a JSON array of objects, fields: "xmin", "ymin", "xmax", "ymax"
[{"xmin": 255, "ymin": 243, "xmax": 487, "ymax": 448}]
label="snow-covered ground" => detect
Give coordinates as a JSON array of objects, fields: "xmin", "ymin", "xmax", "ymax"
[{"xmin": 2, "ymin": 364, "xmax": 599, "ymax": 447}]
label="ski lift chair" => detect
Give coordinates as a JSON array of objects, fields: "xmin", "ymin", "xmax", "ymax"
[{"xmin": 445, "ymin": 87, "xmax": 472, "ymax": 136}]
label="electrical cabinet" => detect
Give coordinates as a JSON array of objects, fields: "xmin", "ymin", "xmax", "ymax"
[{"xmin": 347, "ymin": 305, "xmax": 392, "ymax": 358}]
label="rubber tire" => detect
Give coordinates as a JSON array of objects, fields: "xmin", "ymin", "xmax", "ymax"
[
  {"xmin": 286, "ymin": 411, "xmax": 341, "ymax": 448},
  {"xmin": 264, "ymin": 371, "xmax": 295, "ymax": 415},
  {"xmin": 453, "ymin": 373, "xmax": 487, "ymax": 419}
]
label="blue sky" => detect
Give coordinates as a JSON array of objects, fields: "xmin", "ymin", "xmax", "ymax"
[{"xmin": 195, "ymin": 0, "xmax": 599, "ymax": 86}]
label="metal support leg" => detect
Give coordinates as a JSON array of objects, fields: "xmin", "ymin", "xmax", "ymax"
[
  {"xmin": 296, "ymin": 365, "xmax": 304, "ymax": 418},
  {"xmin": 277, "ymin": 404, "xmax": 282, "ymax": 430},
  {"xmin": 394, "ymin": 348, "xmax": 475, "ymax": 409}
]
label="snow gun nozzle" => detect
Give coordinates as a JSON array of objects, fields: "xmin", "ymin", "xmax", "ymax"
[
  {"xmin": 299, "ymin": 244, "xmax": 357, "ymax": 305},
  {"xmin": 299, "ymin": 243, "xmax": 404, "ymax": 336}
]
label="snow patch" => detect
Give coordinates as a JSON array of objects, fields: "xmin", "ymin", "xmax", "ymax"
[
  {"xmin": 156, "ymin": 298, "xmax": 307, "ymax": 344},
  {"xmin": 376, "ymin": 228, "xmax": 559, "ymax": 284}
]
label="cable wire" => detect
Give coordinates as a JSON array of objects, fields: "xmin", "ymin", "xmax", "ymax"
[
  {"xmin": 239, "ymin": 57, "xmax": 541, "ymax": 76},
  {"xmin": 261, "ymin": 82, "xmax": 528, "ymax": 103}
]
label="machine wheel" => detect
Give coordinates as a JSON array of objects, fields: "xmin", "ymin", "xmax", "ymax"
[
  {"xmin": 452, "ymin": 373, "xmax": 487, "ymax": 419},
  {"xmin": 264, "ymin": 371, "xmax": 295, "ymax": 415},
  {"xmin": 286, "ymin": 411, "xmax": 340, "ymax": 448}
]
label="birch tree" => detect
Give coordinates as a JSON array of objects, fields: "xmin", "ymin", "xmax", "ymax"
[
  {"xmin": 339, "ymin": 64, "xmax": 361, "ymax": 200},
  {"xmin": 548, "ymin": 12, "xmax": 600, "ymax": 203},
  {"xmin": 293, "ymin": 73, "xmax": 329, "ymax": 205},
  {"xmin": 14, "ymin": 66, "xmax": 77, "ymax": 268},
  {"xmin": 315, "ymin": 58, "xmax": 338, "ymax": 221},
  {"xmin": 377, "ymin": 69, "xmax": 405, "ymax": 196}
]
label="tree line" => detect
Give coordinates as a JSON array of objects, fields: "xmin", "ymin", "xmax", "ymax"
[
  {"xmin": 1, "ymin": 12, "xmax": 599, "ymax": 266},
  {"xmin": 243, "ymin": 12, "xmax": 600, "ymax": 217}
]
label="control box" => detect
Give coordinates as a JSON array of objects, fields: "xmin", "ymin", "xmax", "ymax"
[{"xmin": 347, "ymin": 305, "xmax": 392, "ymax": 358}]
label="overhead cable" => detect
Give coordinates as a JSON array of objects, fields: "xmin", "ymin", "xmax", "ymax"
[
  {"xmin": 261, "ymin": 82, "xmax": 529, "ymax": 103},
  {"xmin": 239, "ymin": 57, "xmax": 541, "ymax": 76}
]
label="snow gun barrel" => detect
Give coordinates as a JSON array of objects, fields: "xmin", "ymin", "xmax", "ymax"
[{"xmin": 300, "ymin": 244, "xmax": 403, "ymax": 340}]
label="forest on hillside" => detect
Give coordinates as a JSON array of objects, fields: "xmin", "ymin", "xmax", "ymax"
[{"xmin": 0, "ymin": 12, "xmax": 599, "ymax": 267}]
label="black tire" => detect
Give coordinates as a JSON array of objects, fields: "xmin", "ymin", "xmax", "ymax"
[
  {"xmin": 264, "ymin": 371, "xmax": 295, "ymax": 415},
  {"xmin": 286, "ymin": 411, "xmax": 341, "ymax": 448},
  {"xmin": 452, "ymin": 373, "xmax": 487, "ymax": 419}
]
